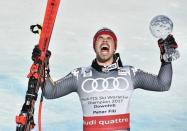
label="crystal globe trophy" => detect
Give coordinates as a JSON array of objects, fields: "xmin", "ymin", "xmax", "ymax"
[{"xmin": 149, "ymin": 15, "xmax": 180, "ymax": 62}]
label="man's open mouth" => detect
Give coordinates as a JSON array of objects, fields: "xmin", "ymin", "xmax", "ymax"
[{"xmin": 100, "ymin": 44, "xmax": 109, "ymax": 52}]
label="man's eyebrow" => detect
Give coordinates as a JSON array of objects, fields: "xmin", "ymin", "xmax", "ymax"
[{"xmin": 97, "ymin": 36, "xmax": 104, "ymax": 39}]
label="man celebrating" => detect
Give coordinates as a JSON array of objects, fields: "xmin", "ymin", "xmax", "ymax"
[{"xmin": 33, "ymin": 28, "xmax": 178, "ymax": 131}]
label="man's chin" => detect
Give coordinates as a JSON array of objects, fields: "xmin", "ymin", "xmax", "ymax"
[{"xmin": 97, "ymin": 55, "xmax": 113, "ymax": 63}]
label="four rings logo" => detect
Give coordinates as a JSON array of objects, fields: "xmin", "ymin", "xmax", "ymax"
[{"xmin": 81, "ymin": 77, "xmax": 129, "ymax": 93}]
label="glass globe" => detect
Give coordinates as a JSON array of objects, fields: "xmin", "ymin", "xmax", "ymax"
[{"xmin": 149, "ymin": 15, "xmax": 173, "ymax": 39}]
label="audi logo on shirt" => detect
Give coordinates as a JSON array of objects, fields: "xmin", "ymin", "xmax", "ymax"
[{"xmin": 81, "ymin": 77, "xmax": 129, "ymax": 93}]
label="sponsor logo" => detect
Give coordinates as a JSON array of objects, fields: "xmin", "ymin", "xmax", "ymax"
[
  {"xmin": 131, "ymin": 67, "xmax": 138, "ymax": 75},
  {"xmin": 118, "ymin": 68, "xmax": 130, "ymax": 76},
  {"xmin": 81, "ymin": 77, "xmax": 129, "ymax": 93},
  {"xmin": 102, "ymin": 63, "xmax": 118, "ymax": 72},
  {"xmin": 82, "ymin": 67, "xmax": 92, "ymax": 77},
  {"xmin": 83, "ymin": 113, "xmax": 130, "ymax": 130},
  {"xmin": 71, "ymin": 69, "xmax": 79, "ymax": 79}
]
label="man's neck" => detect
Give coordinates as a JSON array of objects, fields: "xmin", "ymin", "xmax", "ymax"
[{"xmin": 96, "ymin": 57, "xmax": 113, "ymax": 67}]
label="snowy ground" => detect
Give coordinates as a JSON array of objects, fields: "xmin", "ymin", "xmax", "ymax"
[{"xmin": 0, "ymin": 0, "xmax": 187, "ymax": 131}]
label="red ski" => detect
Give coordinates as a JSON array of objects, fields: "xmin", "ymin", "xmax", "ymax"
[{"xmin": 16, "ymin": 0, "xmax": 60, "ymax": 131}]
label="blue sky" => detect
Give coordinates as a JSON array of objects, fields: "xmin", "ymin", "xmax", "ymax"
[{"xmin": 0, "ymin": 0, "xmax": 187, "ymax": 131}]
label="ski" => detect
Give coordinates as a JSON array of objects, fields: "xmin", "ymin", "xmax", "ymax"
[{"xmin": 16, "ymin": 0, "xmax": 60, "ymax": 131}]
